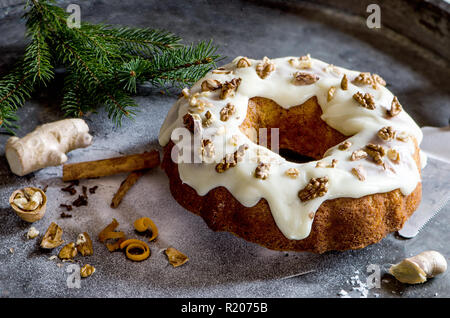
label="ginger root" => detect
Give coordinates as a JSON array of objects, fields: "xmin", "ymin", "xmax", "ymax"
[
  {"xmin": 389, "ymin": 250, "xmax": 447, "ymax": 284},
  {"xmin": 5, "ymin": 119, "xmax": 92, "ymax": 176}
]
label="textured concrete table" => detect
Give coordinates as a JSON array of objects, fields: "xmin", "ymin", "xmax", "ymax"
[{"xmin": 0, "ymin": 0, "xmax": 449, "ymax": 298}]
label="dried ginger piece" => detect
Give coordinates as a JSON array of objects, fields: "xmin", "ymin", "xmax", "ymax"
[
  {"xmin": 165, "ymin": 247, "xmax": 189, "ymax": 268},
  {"xmin": 134, "ymin": 217, "xmax": 159, "ymax": 242}
]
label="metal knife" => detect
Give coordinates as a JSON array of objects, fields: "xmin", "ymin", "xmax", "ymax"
[{"xmin": 398, "ymin": 155, "xmax": 450, "ymax": 238}]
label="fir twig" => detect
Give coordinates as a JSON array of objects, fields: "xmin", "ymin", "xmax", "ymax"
[{"xmin": 0, "ymin": 0, "xmax": 222, "ymax": 134}]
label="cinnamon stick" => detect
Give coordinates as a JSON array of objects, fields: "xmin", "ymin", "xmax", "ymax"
[
  {"xmin": 110, "ymin": 170, "xmax": 147, "ymax": 208},
  {"xmin": 62, "ymin": 150, "xmax": 160, "ymax": 181}
]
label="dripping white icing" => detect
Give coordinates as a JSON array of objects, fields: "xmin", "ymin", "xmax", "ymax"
[{"xmin": 159, "ymin": 56, "xmax": 423, "ymax": 240}]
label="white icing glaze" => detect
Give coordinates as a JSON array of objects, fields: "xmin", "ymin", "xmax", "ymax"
[{"xmin": 159, "ymin": 56, "xmax": 423, "ymax": 240}]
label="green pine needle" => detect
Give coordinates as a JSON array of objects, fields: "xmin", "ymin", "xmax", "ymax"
[{"xmin": 0, "ymin": 0, "xmax": 222, "ymax": 134}]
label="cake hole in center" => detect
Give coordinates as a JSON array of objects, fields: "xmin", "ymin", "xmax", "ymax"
[
  {"xmin": 239, "ymin": 96, "xmax": 347, "ymax": 162},
  {"xmin": 278, "ymin": 148, "xmax": 316, "ymax": 164}
]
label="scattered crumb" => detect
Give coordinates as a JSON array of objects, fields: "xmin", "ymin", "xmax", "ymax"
[
  {"xmin": 339, "ymin": 270, "xmax": 371, "ymax": 298},
  {"xmin": 26, "ymin": 227, "xmax": 39, "ymax": 239},
  {"xmin": 338, "ymin": 289, "xmax": 350, "ymax": 298}
]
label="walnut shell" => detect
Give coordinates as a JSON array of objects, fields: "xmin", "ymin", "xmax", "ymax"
[
  {"xmin": 40, "ymin": 222, "xmax": 64, "ymax": 249},
  {"xmin": 9, "ymin": 187, "xmax": 47, "ymax": 223}
]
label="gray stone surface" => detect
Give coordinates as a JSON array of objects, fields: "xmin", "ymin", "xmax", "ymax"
[{"xmin": 0, "ymin": 0, "xmax": 449, "ymax": 298}]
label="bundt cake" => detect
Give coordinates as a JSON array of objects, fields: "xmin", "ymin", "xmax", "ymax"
[{"xmin": 159, "ymin": 55, "xmax": 423, "ymax": 253}]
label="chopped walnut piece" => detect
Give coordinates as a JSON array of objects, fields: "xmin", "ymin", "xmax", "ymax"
[
  {"xmin": 341, "ymin": 74, "xmax": 348, "ymax": 90},
  {"xmin": 255, "ymin": 162, "xmax": 271, "ymax": 180},
  {"xmin": 298, "ymin": 176, "xmax": 329, "ymax": 202},
  {"xmin": 331, "ymin": 159, "xmax": 338, "ymax": 168},
  {"xmin": 215, "ymin": 144, "xmax": 249, "ymax": 173},
  {"xmin": 80, "ymin": 264, "xmax": 96, "ymax": 278},
  {"xmin": 293, "ymin": 72, "xmax": 319, "ymax": 86},
  {"xmin": 315, "ymin": 161, "xmax": 327, "ymax": 168},
  {"xmin": 327, "ymin": 86, "xmax": 336, "ymax": 102},
  {"xmin": 183, "ymin": 113, "xmax": 201, "ymax": 134},
  {"xmin": 285, "ymin": 168, "xmax": 299, "ymax": 178},
  {"xmin": 289, "ymin": 54, "xmax": 312, "ymax": 69},
  {"xmin": 188, "ymin": 95, "xmax": 212, "ymax": 113},
  {"xmin": 165, "ymin": 247, "xmax": 189, "ymax": 267},
  {"xmin": 350, "ymin": 150, "xmax": 368, "ymax": 161},
  {"xmin": 353, "ymin": 92, "xmax": 376, "ymax": 110},
  {"xmin": 323, "ymin": 64, "xmax": 341, "ymax": 76},
  {"xmin": 237, "ymin": 57, "xmax": 251, "ymax": 68},
  {"xmin": 353, "ymin": 72, "xmax": 372, "ymax": 86},
  {"xmin": 212, "ymin": 67, "xmax": 232, "ymax": 74},
  {"xmin": 27, "ymin": 227, "xmax": 39, "ymax": 239},
  {"xmin": 76, "ymin": 232, "xmax": 93, "ymax": 256},
  {"xmin": 387, "ymin": 149, "xmax": 400, "ymax": 163},
  {"xmin": 316, "ymin": 160, "xmax": 337, "ymax": 168},
  {"xmin": 351, "ymin": 166, "xmax": 366, "ymax": 181},
  {"xmin": 40, "ymin": 222, "xmax": 64, "ymax": 249},
  {"xmin": 58, "ymin": 242, "xmax": 78, "ymax": 260},
  {"xmin": 201, "ymin": 139, "xmax": 215, "ymax": 161},
  {"xmin": 338, "ymin": 141, "xmax": 352, "ymax": 150},
  {"xmin": 299, "ymin": 54, "xmax": 312, "ymax": 68},
  {"xmin": 219, "ymin": 78, "xmax": 241, "ymax": 99},
  {"xmin": 353, "ymin": 72, "xmax": 386, "ymax": 89},
  {"xmin": 201, "ymin": 79, "xmax": 222, "ymax": 92},
  {"xmin": 256, "ymin": 57, "xmax": 275, "ymax": 79},
  {"xmin": 396, "ymin": 131, "xmax": 410, "ymax": 142},
  {"xmin": 181, "ymin": 88, "xmax": 190, "ymax": 98},
  {"xmin": 388, "ymin": 96, "xmax": 402, "ymax": 117},
  {"xmin": 372, "ymin": 74, "xmax": 386, "ymax": 87},
  {"xmin": 378, "ymin": 126, "xmax": 396, "ymax": 141},
  {"xmin": 203, "ymin": 110, "xmax": 214, "ymax": 127},
  {"xmin": 365, "ymin": 143, "xmax": 386, "ymax": 165},
  {"xmin": 220, "ymin": 103, "xmax": 236, "ymax": 121}
]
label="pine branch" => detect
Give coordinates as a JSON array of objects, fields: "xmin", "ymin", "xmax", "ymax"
[
  {"xmin": 24, "ymin": 23, "xmax": 54, "ymax": 84},
  {"xmin": 0, "ymin": 0, "xmax": 222, "ymax": 134},
  {"xmin": 95, "ymin": 26, "xmax": 182, "ymax": 56},
  {"xmin": 118, "ymin": 41, "xmax": 221, "ymax": 92}
]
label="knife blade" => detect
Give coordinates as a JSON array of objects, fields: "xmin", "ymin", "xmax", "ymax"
[{"xmin": 398, "ymin": 155, "xmax": 450, "ymax": 238}]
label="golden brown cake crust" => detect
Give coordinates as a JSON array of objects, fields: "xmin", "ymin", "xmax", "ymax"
[
  {"xmin": 163, "ymin": 142, "xmax": 421, "ymax": 253},
  {"xmin": 162, "ymin": 97, "xmax": 422, "ymax": 253}
]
